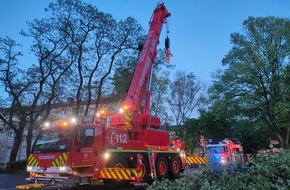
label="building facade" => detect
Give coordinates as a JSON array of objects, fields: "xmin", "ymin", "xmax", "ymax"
[{"xmin": 0, "ymin": 129, "xmax": 27, "ymax": 169}]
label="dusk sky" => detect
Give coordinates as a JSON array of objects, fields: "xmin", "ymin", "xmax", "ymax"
[{"xmin": 1, "ymin": 0, "xmax": 290, "ymax": 86}]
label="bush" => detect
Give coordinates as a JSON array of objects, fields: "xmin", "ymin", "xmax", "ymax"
[
  {"xmin": 147, "ymin": 150, "xmax": 290, "ymax": 190},
  {"xmin": 6, "ymin": 160, "xmax": 27, "ymax": 173}
]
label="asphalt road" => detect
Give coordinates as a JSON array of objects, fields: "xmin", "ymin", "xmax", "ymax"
[
  {"xmin": 0, "ymin": 172, "xmax": 28, "ymax": 190},
  {"xmin": 0, "ymin": 166, "xmax": 199, "ymax": 190},
  {"xmin": 0, "ymin": 172, "xmax": 143, "ymax": 190},
  {"xmin": 0, "ymin": 172, "xmax": 146, "ymax": 190}
]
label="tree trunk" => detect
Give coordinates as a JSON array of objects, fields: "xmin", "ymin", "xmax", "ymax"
[
  {"xmin": 183, "ymin": 125, "xmax": 186, "ymax": 142},
  {"xmin": 9, "ymin": 117, "xmax": 26, "ymax": 163},
  {"xmin": 276, "ymin": 132, "xmax": 285, "ymax": 149},
  {"xmin": 9, "ymin": 131, "xmax": 23, "ymax": 162},
  {"xmin": 26, "ymin": 122, "xmax": 34, "ymax": 160}
]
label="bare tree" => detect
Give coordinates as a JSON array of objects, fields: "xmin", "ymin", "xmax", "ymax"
[
  {"xmin": 47, "ymin": 0, "xmax": 144, "ymax": 120},
  {"xmin": 0, "ymin": 0, "xmax": 147, "ymax": 162},
  {"xmin": 0, "ymin": 37, "xmax": 31, "ymax": 161},
  {"xmin": 151, "ymin": 71, "xmax": 171, "ymax": 121},
  {"xmin": 168, "ymin": 71, "xmax": 205, "ymax": 140},
  {"xmin": 19, "ymin": 13, "xmax": 78, "ymax": 158},
  {"xmin": 92, "ymin": 17, "xmax": 144, "ymax": 118}
]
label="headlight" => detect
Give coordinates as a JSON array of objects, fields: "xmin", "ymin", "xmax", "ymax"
[
  {"xmin": 44, "ymin": 122, "xmax": 50, "ymax": 128},
  {"xmin": 70, "ymin": 118, "xmax": 77, "ymax": 123},
  {"xmin": 27, "ymin": 166, "xmax": 33, "ymax": 171},
  {"xmin": 179, "ymin": 150, "xmax": 186, "ymax": 158},
  {"xmin": 103, "ymin": 152, "xmax": 110, "ymax": 160},
  {"xmin": 221, "ymin": 159, "xmax": 226, "ymax": 164},
  {"xmin": 60, "ymin": 167, "xmax": 67, "ymax": 171}
]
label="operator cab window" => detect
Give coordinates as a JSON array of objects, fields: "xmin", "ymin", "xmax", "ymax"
[{"xmin": 75, "ymin": 127, "xmax": 94, "ymax": 147}]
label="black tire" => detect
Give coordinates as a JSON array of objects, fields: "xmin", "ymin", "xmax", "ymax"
[
  {"xmin": 139, "ymin": 157, "xmax": 151, "ymax": 182},
  {"xmin": 169, "ymin": 156, "xmax": 181, "ymax": 179},
  {"xmin": 104, "ymin": 158, "xmax": 129, "ymax": 187},
  {"xmin": 134, "ymin": 156, "xmax": 151, "ymax": 183},
  {"xmin": 155, "ymin": 157, "xmax": 169, "ymax": 180}
]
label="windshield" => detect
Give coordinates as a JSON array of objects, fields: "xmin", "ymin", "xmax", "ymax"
[
  {"xmin": 206, "ymin": 145, "xmax": 227, "ymax": 154},
  {"xmin": 32, "ymin": 127, "xmax": 74, "ymax": 153}
]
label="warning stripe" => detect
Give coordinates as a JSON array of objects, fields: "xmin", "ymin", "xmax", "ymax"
[
  {"xmin": 71, "ymin": 165, "xmax": 93, "ymax": 168},
  {"xmin": 100, "ymin": 168, "xmax": 142, "ymax": 181},
  {"xmin": 27, "ymin": 154, "xmax": 39, "ymax": 167},
  {"xmin": 124, "ymin": 111, "xmax": 133, "ymax": 130},
  {"xmin": 52, "ymin": 152, "xmax": 67, "ymax": 167},
  {"xmin": 186, "ymin": 156, "xmax": 207, "ymax": 165}
]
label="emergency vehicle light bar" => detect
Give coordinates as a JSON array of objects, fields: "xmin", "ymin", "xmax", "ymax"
[{"xmin": 43, "ymin": 118, "xmax": 77, "ymax": 128}]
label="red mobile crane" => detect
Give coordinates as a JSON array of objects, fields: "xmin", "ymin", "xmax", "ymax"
[{"xmin": 21, "ymin": 3, "xmax": 186, "ymax": 189}]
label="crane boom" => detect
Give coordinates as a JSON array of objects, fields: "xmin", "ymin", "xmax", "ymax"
[
  {"xmin": 122, "ymin": 3, "xmax": 170, "ymax": 112},
  {"xmin": 24, "ymin": 4, "xmax": 188, "ymax": 188}
]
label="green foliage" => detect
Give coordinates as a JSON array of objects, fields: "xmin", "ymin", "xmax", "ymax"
[
  {"xmin": 111, "ymin": 55, "xmax": 137, "ymax": 100},
  {"xmin": 228, "ymin": 119, "xmax": 272, "ymax": 153},
  {"xmin": 185, "ymin": 111, "xmax": 271, "ymax": 154},
  {"xmin": 209, "ymin": 16, "xmax": 290, "ymax": 149},
  {"xmin": 147, "ymin": 150, "xmax": 290, "ymax": 190}
]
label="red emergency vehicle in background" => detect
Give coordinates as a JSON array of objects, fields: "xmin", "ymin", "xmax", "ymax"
[
  {"xmin": 24, "ymin": 3, "xmax": 186, "ymax": 188},
  {"xmin": 206, "ymin": 138, "xmax": 244, "ymax": 164}
]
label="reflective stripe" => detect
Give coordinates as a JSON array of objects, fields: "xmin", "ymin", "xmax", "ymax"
[
  {"xmin": 106, "ymin": 149, "xmax": 178, "ymax": 154},
  {"xmin": 115, "ymin": 170, "xmax": 121, "ymax": 179},
  {"xmin": 105, "ymin": 170, "xmax": 111, "ymax": 178},
  {"xmin": 71, "ymin": 165, "xmax": 93, "ymax": 168},
  {"xmin": 121, "ymin": 170, "xmax": 130, "ymax": 180},
  {"xmin": 27, "ymin": 154, "xmax": 39, "ymax": 167},
  {"xmin": 110, "ymin": 169, "xmax": 117, "ymax": 179},
  {"xmin": 186, "ymin": 156, "xmax": 207, "ymax": 164},
  {"xmin": 100, "ymin": 168, "xmax": 142, "ymax": 181},
  {"xmin": 52, "ymin": 152, "xmax": 67, "ymax": 167},
  {"xmin": 124, "ymin": 111, "xmax": 133, "ymax": 130}
]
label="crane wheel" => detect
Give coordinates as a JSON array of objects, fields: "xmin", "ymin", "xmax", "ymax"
[
  {"xmin": 133, "ymin": 157, "xmax": 151, "ymax": 182},
  {"xmin": 138, "ymin": 157, "xmax": 151, "ymax": 182},
  {"xmin": 169, "ymin": 156, "xmax": 181, "ymax": 179},
  {"xmin": 156, "ymin": 157, "xmax": 169, "ymax": 179}
]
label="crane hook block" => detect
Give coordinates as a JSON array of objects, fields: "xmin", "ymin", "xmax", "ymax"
[
  {"xmin": 166, "ymin": 49, "xmax": 170, "ymax": 63},
  {"xmin": 165, "ymin": 37, "xmax": 170, "ymax": 49}
]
